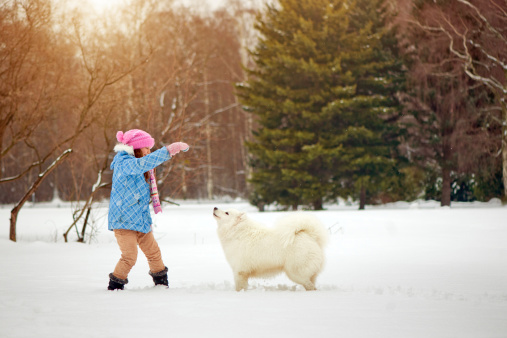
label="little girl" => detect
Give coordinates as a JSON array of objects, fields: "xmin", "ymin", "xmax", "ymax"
[{"xmin": 107, "ymin": 129, "xmax": 189, "ymax": 290}]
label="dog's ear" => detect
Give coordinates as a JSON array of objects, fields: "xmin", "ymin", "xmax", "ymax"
[{"xmin": 235, "ymin": 212, "xmax": 246, "ymax": 225}]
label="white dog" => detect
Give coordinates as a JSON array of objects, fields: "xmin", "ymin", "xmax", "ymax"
[{"xmin": 212, "ymin": 207, "xmax": 329, "ymax": 291}]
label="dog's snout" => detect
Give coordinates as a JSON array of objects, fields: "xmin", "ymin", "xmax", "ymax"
[{"xmin": 214, "ymin": 207, "xmax": 218, "ymax": 211}]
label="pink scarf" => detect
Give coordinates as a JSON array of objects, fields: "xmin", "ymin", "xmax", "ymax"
[{"xmin": 148, "ymin": 169, "xmax": 162, "ymax": 214}]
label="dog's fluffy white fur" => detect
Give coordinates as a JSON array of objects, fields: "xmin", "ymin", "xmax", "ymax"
[{"xmin": 213, "ymin": 207, "xmax": 329, "ymax": 291}]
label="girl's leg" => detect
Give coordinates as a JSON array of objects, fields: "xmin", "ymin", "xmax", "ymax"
[
  {"xmin": 112, "ymin": 229, "xmax": 139, "ymax": 281},
  {"xmin": 137, "ymin": 231, "xmax": 166, "ymax": 274}
]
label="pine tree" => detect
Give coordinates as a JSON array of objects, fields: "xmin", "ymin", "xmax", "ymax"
[
  {"xmin": 238, "ymin": 0, "xmax": 404, "ymax": 210},
  {"xmin": 327, "ymin": 0, "xmax": 405, "ymax": 209}
]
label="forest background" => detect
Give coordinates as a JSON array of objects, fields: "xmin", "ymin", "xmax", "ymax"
[{"xmin": 1, "ymin": 0, "xmax": 505, "ymax": 241}]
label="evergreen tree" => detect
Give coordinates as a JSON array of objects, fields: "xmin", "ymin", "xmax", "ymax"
[
  {"xmin": 238, "ymin": 0, "xmax": 404, "ymax": 210},
  {"xmin": 328, "ymin": 0, "xmax": 406, "ymax": 209}
]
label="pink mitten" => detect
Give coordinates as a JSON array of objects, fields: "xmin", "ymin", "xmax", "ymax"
[{"xmin": 167, "ymin": 142, "xmax": 189, "ymax": 156}]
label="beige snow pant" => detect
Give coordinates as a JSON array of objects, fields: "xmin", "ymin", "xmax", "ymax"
[{"xmin": 112, "ymin": 229, "xmax": 166, "ymax": 281}]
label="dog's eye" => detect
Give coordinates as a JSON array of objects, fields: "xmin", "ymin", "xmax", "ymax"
[{"xmin": 225, "ymin": 212, "xmax": 229, "ymax": 215}]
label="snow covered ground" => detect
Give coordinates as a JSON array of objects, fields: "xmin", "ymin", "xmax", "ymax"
[{"xmin": 1, "ymin": 199, "xmax": 506, "ymax": 338}]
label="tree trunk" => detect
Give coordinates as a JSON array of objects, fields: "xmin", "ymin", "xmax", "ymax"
[
  {"xmin": 182, "ymin": 169, "xmax": 187, "ymax": 199},
  {"xmin": 0, "ymin": 125, "xmax": 4, "ymax": 176},
  {"xmin": 359, "ymin": 186, "xmax": 366, "ymax": 210},
  {"xmin": 77, "ymin": 207, "xmax": 92, "ymax": 243},
  {"xmin": 9, "ymin": 209, "xmax": 18, "ymax": 242},
  {"xmin": 502, "ymin": 104, "xmax": 507, "ymax": 202},
  {"xmin": 10, "ymin": 149, "xmax": 72, "ymax": 242},
  {"xmin": 204, "ymin": 70, "xmax": 213, "ymax": 200},
  {"xmin": 313, "ymin": 198, "xmax": 323, "ymax": 210},
  {"xmin": 441, "ymin": 136, "xmax": 453, "ymax": 207},
  {"xmin": 441, "ymin": 167, "xmax": 451, "ymax": 207}
]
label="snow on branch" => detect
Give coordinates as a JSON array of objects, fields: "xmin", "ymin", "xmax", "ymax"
[
  {"xmin": 38, "ymin": 149, "xmax": 73, "ymax": 178},
  {"xmin": 456, "ymin": 0, "xmax": 507, "ymax": 45},
  {"xmin": 409, "ymin": 2, "xmax": 507, "ymax": 96}
]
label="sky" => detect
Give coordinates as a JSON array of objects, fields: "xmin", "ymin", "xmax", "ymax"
[{"xmin": 83, "ymin": 0, "xmax": 226, "ymax": 12}]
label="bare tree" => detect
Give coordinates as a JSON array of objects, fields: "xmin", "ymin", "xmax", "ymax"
[
  {"xmin": 4, "ymin": 2, "xmax": 150, "ymax": 241},
  {"xmin": 62, "ymin": 1, "xmax": 254, "ymax": 242},
  {"xmin": 409, "ymin": 0, "xmax": 506, "ymax": 199},
  {"xmin": 131, "ymin": 6, "xmax": 247, "ymax": 200},
  {"xmin": 0, "ymin": 0, "xmax": 57, "ymax": 181},
  {"xmin": 61, "ymin": 1, "xmax": 157, "ymax": 242},
  {"xmin": 2, "ymin": 0, "xmax": 257, "ymax": 243}
]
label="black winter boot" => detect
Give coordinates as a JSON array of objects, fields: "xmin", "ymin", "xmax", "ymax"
[
  {"xmin": 149, "ymin": 266, "xmax": 169, "ymax": 287},
  {"xmin": 108, "ymin": 273, "xmax": 128, "ymax": 290}
]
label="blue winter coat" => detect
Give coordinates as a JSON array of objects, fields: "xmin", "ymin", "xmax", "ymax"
[{"xmin": 108, "ymin": 144, "xmax": 171, "ymax": 233}]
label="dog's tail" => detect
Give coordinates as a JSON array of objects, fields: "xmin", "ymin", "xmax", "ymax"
[{"xmin": 277, "ymin": 212, "xmax": 329, "ymax": 249}]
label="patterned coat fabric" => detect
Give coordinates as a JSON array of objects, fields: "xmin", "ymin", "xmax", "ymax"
[{"xmin": 108, "ymin": 146, "xmax": 171, "ymax": 233}]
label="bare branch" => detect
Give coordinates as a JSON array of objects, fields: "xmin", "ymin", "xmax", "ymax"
[
  {"xmin": 410, "ymin": 11, "xmax": 507, "ymax": 95},
  {"xmin": 10, "ymin": 149, "xmax": 73, "ymax": 241},
  {"xmin": 468, "ymin": 39, "xmax": 507, "ymax": 71},
  {"xmin": 456, "ymin": 0, "xmax": 507, "ymax": 45}
]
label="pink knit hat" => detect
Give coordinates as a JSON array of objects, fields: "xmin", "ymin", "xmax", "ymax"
[{"xmin": 116, "ymin": 129, "xmax": 155, "ymax": 149}]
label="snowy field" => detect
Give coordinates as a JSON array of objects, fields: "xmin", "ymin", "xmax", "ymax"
[{"xmin": 1, "ymin": 199, "xmax": 506, "ymax": 338}]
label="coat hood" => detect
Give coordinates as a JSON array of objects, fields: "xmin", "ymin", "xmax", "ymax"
[
  {"xmin": 114, "ymin": 143, "xmax": 134, "ymax": 155},
  {"xmin": 111, "ymin": 144, "xmax": 135, "ymax": 170}
]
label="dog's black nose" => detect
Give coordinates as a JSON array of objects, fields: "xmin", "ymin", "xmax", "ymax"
[{"xmin": 214, "ymin": 207, "xmax": 218, "ymax": 211}]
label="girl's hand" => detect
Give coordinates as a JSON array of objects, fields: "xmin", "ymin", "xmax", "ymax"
[{"xmin": 167, "ymin": 142, "xmax": 190, "ymax": 156}]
